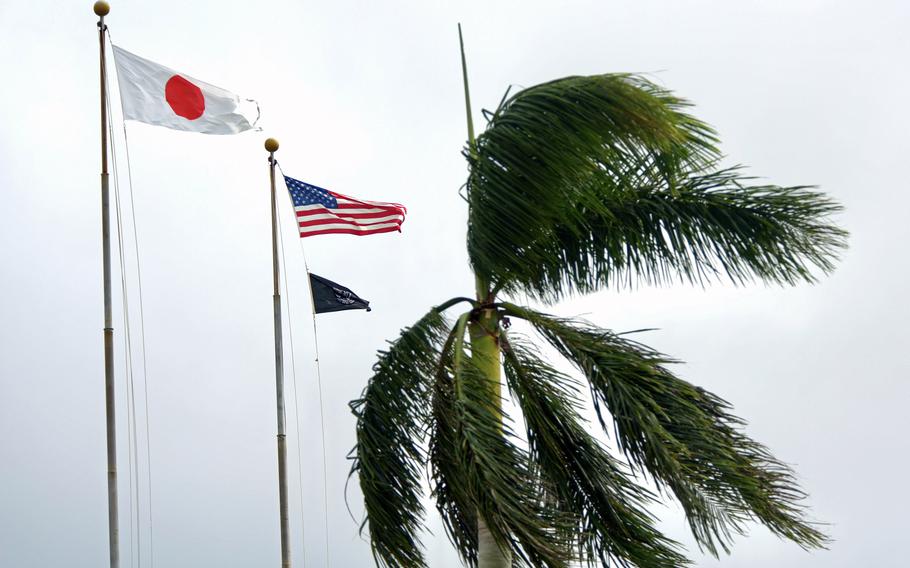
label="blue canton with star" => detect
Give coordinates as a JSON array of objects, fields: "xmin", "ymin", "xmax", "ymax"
[{"xmin": 285, "ymin": 176, "xmax": 338, "ymax": 208}]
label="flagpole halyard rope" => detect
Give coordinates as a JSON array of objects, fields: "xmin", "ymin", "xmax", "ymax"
[
  {"xmin": 307, "ymin": 281, "xmax": 332, "ymax": 568},
  {"xmin": 120, "ymin": 120, "xmax": 156, "ymax": 568},
  {"xmin": 105, "ymin": 32, "xmax": 156, "ymax": 567},
  {"xmin": 107, "ymin": 77, "xmax": 140, "ymax": 568}
]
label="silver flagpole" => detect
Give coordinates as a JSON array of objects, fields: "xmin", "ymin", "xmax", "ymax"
[
  {"xmin": 94, "ymin": 2, "xmax": 120, "ymax": 568},
  {"xmin": 266, "ymin": 138, "xmax": 292, "ymax": 568}
]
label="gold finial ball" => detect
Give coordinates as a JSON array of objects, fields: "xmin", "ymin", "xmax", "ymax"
[
  {"xmin": 93, "ymin": 1, "xmax": 110, "ymax": 16},
  {"xmin": 264, "ymin": 138, "xmax": 280, "ymax": 153}
]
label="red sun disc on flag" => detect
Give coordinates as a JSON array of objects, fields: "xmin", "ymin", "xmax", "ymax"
[{"xmin": 165, "ymin": 75, "xmax": 205, "ymax": 120}]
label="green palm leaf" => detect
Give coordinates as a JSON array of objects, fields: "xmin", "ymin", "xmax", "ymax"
[
  {"xmin": 350, "ymin": 298, "xmax": 473, "ymax": 568},
  {"xmin": 503, "ymin": 303, "xmax": 827, "ymax": 554},
  {"xmin": 466, "ymin": 75, "xmax": 846, "ymax": 301},
  {"xmin": 502, "ymin": 333, "xmax": 689, "ymax": 567}
]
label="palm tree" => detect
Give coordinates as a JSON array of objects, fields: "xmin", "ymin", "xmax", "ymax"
[{"xmin": 349, "ymin": 27, "xmax": 846, "ymax": 568}]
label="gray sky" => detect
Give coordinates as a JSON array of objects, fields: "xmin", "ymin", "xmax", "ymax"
[{"xmin": 1, "ymin": 1, "xmax": 907, "ymax": 567}]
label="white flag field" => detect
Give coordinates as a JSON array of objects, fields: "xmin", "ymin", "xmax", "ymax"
[{"xmin": 112, "ymin": 45, "xmax": 259, "ymax": 135}]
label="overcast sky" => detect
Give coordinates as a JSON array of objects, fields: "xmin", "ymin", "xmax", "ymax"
[{"xmin": 1, "ymin": 1, "xmax": 908, "ymax": 567}]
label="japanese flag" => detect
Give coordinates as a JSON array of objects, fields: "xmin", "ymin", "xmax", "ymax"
[{"xmin": 112, "ymin": 45, "xmax": 259, "ymax": 135}]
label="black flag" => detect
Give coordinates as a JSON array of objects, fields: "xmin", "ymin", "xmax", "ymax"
[{"xmin": 309, "ymin": 273, "xmax": 371, "ymax": 314}]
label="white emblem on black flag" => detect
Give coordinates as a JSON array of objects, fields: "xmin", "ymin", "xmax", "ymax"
[{"xmin": 309, "ymin": 273, "xmax": 372, "ymax": 314}]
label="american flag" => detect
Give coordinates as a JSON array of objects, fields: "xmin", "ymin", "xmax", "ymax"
[{"xmin": 284, "ymin": 175, "xmax": 407, "ymax": 238}]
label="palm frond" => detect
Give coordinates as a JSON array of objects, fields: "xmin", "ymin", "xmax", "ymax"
[
  {"xmin": 349, "ymin": 298, "xmax": 473, "ymax": 568},
  {"xmin": 465, "ymin": 74, "xmax": 846, "ymax": 302},
  {"xmin": 501, "ymin": 333, "xmax": 690, "ymax": 568},
  {"xmin": 503, "ymin": 303, "xmax": 828, "ymax": 554},
  {"xmin": 430, "ymin": 314, "xmax": 479, "ymax": 566},
  {"xmin": 430, "ymin": 318, "xmax": 573, "ymax": 567}
]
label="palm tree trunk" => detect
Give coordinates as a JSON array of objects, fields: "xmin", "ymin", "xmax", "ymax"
[
  {"xmin": 478, "ymin": 518, "xmax": 511, "ymax": 568},
  {"xmin": 470, "ymin": 303, "xmax": 512, "ymax": 568}
]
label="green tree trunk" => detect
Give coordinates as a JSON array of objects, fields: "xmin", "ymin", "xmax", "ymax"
[
  {"xmin": 478, "ymin": 517, "xmax": 511, "ymax": 568},
  {"xmin": 470, "ymin": 294, "xmax": 512, "ymax": 568}
]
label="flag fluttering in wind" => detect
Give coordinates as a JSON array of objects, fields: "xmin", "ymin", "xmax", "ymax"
[
  {"xmin": 112, "ymin": 45, "xmax": 259, "ymax": 134},
  {"xmin": 309, "ymin": 273, "xmax": 371, "ymax": 314},
  {"xmin": 284, "ymin": 175, "xmax": 407, "ymax": 237}
]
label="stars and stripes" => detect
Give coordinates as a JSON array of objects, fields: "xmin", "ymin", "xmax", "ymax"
[{"xmin": 284, "ymin": 175, "xmax": 407, "ymax": 238}]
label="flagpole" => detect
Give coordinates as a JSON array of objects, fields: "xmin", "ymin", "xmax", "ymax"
[
  {"xmin": 94, "ymin": 2, "xmax": 120, "ymax": 568},
  {"xmin": 266, "ymin": 137, "xmax": 292, "ymax": 568}
]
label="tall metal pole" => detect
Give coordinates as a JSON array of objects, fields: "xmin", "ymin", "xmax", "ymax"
[
  {"xmin": 266, "ymin": 137, "xmax": 292, "ymax": 568},
  {"xmin": 95, "ymin": 2, "xmax": 120, "ymax": 568}
]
